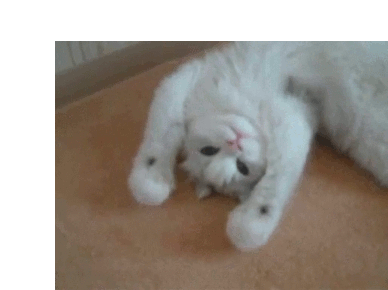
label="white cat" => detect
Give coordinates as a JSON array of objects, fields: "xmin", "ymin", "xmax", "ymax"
[{"xmin": 128, "ymin": 42, "xmax": 388, "ymax": 251}]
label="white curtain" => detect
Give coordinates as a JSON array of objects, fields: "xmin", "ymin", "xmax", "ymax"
[{"xmin": 55, "ymin": 41, "xmax": 138, "ymax": 74}]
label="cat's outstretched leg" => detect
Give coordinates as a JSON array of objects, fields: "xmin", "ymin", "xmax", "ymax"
[
  {"xmin": 226, "ymin": 98, "xmax": 318, "ymax": 251},
  {"xmin": 128, "ymin": 62, "xmax": 200, "ymax": 205}
]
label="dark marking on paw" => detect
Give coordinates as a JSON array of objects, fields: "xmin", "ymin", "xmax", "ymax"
[
  {"xmin": 147, "ymin": 157, "xmax": 156, "ymax": 166},
  {"xmin": 259, "ymin": 205, "xmax": 269, "ymax": 215}
]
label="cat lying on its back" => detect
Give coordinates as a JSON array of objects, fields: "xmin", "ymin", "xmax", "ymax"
[{"xmin": 129, "ymin": 42, "xmax": 388, "ymax": 251}]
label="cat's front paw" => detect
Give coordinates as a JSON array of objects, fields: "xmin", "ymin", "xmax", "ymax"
[
  {"xmin": 226, "ymin": 203, "xmax": 280, "ymax": 251},
  {"xmin": 128, "ymin": 163, "xmax": 174, "ymax": 206}
]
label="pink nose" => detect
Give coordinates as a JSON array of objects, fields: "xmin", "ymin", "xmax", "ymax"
[
  {"xmin": 227, "ymin": 139, "xmax": 242, "ymax": 151},
  {"xmin": 227, "ymin": 128, "xmax": 250, "ymax": 151}
]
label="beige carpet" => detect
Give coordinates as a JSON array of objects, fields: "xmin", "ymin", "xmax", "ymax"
[{"xmin": 56, "ymin": 58, "xmax": 388, "ymax": 290}]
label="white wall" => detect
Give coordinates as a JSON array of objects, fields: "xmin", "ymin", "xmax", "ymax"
[{"xmin": 55, "ymin": 41, "xmax": 139, "ymax": 74}]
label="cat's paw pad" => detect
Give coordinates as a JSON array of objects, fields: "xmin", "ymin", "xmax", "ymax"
[
  {"xmin": 226, "ymin": 204, "xmax": 279, "ymax": 251},
  {"xmin": 128, "ymin": 165, "xmax": 174, "ymax": 206}
]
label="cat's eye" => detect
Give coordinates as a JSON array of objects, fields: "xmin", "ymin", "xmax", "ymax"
[
  {"xmin": 236, "ymin": 159, "xmax": 249, "ymax": 176},
  {"xmin": 200, "ymin": 146, "xmax": 220, "ymax": 156}
]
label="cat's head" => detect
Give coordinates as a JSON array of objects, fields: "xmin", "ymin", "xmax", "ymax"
[{"xmin": 181, "ymin": 113, "xmax": 267, "ymax": 197}]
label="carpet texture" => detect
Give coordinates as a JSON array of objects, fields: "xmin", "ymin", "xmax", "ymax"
[{"xmin": 56, "ymin": 58, "xmax": 388, "ymax": 290}]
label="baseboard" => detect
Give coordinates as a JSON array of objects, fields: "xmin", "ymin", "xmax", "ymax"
[{"xmin": 55, "ymin": 41, "xmax": 223, "ymax": 109}]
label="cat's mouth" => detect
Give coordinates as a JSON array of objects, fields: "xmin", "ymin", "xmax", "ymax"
[{"xmin": 206, "ymin": 182, "xmax": 232, "ymax": 196}]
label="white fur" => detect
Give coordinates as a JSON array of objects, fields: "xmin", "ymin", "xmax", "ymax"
[{"xmin": 128, "ymin": 42, "xmax": 388, "ymax": 251}]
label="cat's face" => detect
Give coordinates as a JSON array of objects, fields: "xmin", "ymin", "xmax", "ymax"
[{"xmin": 181, "ymin": 114, "xmax": 266, "ymax": 197}]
